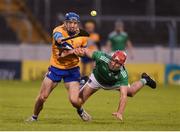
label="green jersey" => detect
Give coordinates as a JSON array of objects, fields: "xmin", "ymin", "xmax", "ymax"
[
  {"xmin": 92, "ymin": 51, "xmax": 128, "ymax": 88},
  {"xmin": 108, "ymin": 31, "xmax": 129, "ymax": 51}
]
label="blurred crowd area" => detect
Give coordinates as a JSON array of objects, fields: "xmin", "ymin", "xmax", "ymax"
[{"xmin": 0, "ymin": 0, "xmax": 180, "ymax": 48}]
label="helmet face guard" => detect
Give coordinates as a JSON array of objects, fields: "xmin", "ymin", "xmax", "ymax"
[{"xmin": 64, "ymin": 12, "xmax": 80, "ymax": 35}]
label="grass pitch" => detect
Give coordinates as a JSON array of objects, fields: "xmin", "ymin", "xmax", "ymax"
[{"xmin": 0, "ymin": 80, "xmax": 180, "ymax": 131}]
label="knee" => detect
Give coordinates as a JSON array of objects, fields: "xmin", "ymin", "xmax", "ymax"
[{"xmin": 37, "ymin": 94, "xmax": 48, "ymax": 102}]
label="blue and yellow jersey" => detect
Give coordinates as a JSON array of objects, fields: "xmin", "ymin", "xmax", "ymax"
[{"xmin": 50, "ymin": 24, "xmax": 87, "ymax": 69}]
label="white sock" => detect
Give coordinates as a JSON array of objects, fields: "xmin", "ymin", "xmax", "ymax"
[{"xmin": 140, "ymin": 78, "xmax": 147, "ymax": 85}]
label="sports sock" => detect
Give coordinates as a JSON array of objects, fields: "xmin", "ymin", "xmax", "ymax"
[
  {"xmin": 77, "ymin": 108, "xmax": 84, "ymax": 115},
  {"xmin": 32, "ymin": 115, "xmax": 38, "ymax": 120},
  {"xmin": 140, "ymin": 78, "xmax": 147, "ymax": 85}
]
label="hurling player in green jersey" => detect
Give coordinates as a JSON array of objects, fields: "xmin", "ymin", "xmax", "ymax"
[
  {"xmin": 105, "ymin": 20, "xmax": 134, "ymax": 59},
  {"xmin": 63, "ymin": 48, "xmax": 156, "ymax": 121}
]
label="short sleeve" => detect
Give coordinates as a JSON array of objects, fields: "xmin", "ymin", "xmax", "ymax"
[{"xmin": 53, "ymin": 32, "xmax": 63, "ymax": 41}]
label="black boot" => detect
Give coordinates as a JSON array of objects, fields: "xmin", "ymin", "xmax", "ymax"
[{"xmin": 141, "ymin": 73, "xmax": 156, "ymax": 89}]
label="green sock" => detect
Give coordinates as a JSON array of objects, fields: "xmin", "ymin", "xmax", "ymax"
[{"xmin": 140, "ymin": 78, "xmax": 147, "ymax": 85}]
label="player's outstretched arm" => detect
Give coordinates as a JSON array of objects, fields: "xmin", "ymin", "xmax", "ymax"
[
  {"xmin": 60, "ymin": 48, "xmax": 87, "ymax": 57},
  {"xmin": 112, "ymin": 86, "xmax": 128, "ymax": 121},
  {"xmin": 60, "ymin": 47, "xmax": 93, "ymax": 58},
  {"xmin": 73, "ymin": 48, "xmax": 96, "ymax": 58}
]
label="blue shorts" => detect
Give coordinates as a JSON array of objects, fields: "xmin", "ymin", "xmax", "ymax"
[
  {"xmin": 81, "ymin": 56, "xmax": 93, "ymax": 63},
  {"xmin": 46, "ymin": 66, "xmax": 80, "ymax": 83}
]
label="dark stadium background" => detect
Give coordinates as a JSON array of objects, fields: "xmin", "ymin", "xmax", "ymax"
[{"xmin": 0, "ymin": 0, "xmax": 180, "ymax": 46}]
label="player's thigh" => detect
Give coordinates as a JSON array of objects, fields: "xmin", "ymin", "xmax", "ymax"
[
  {"xmin": 80, "ymin": 83, "xmax": 98, "ymax": 102},
  {"xmin": 39, "ymin": 77, "xmax": 58, "ymax": 97}
]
